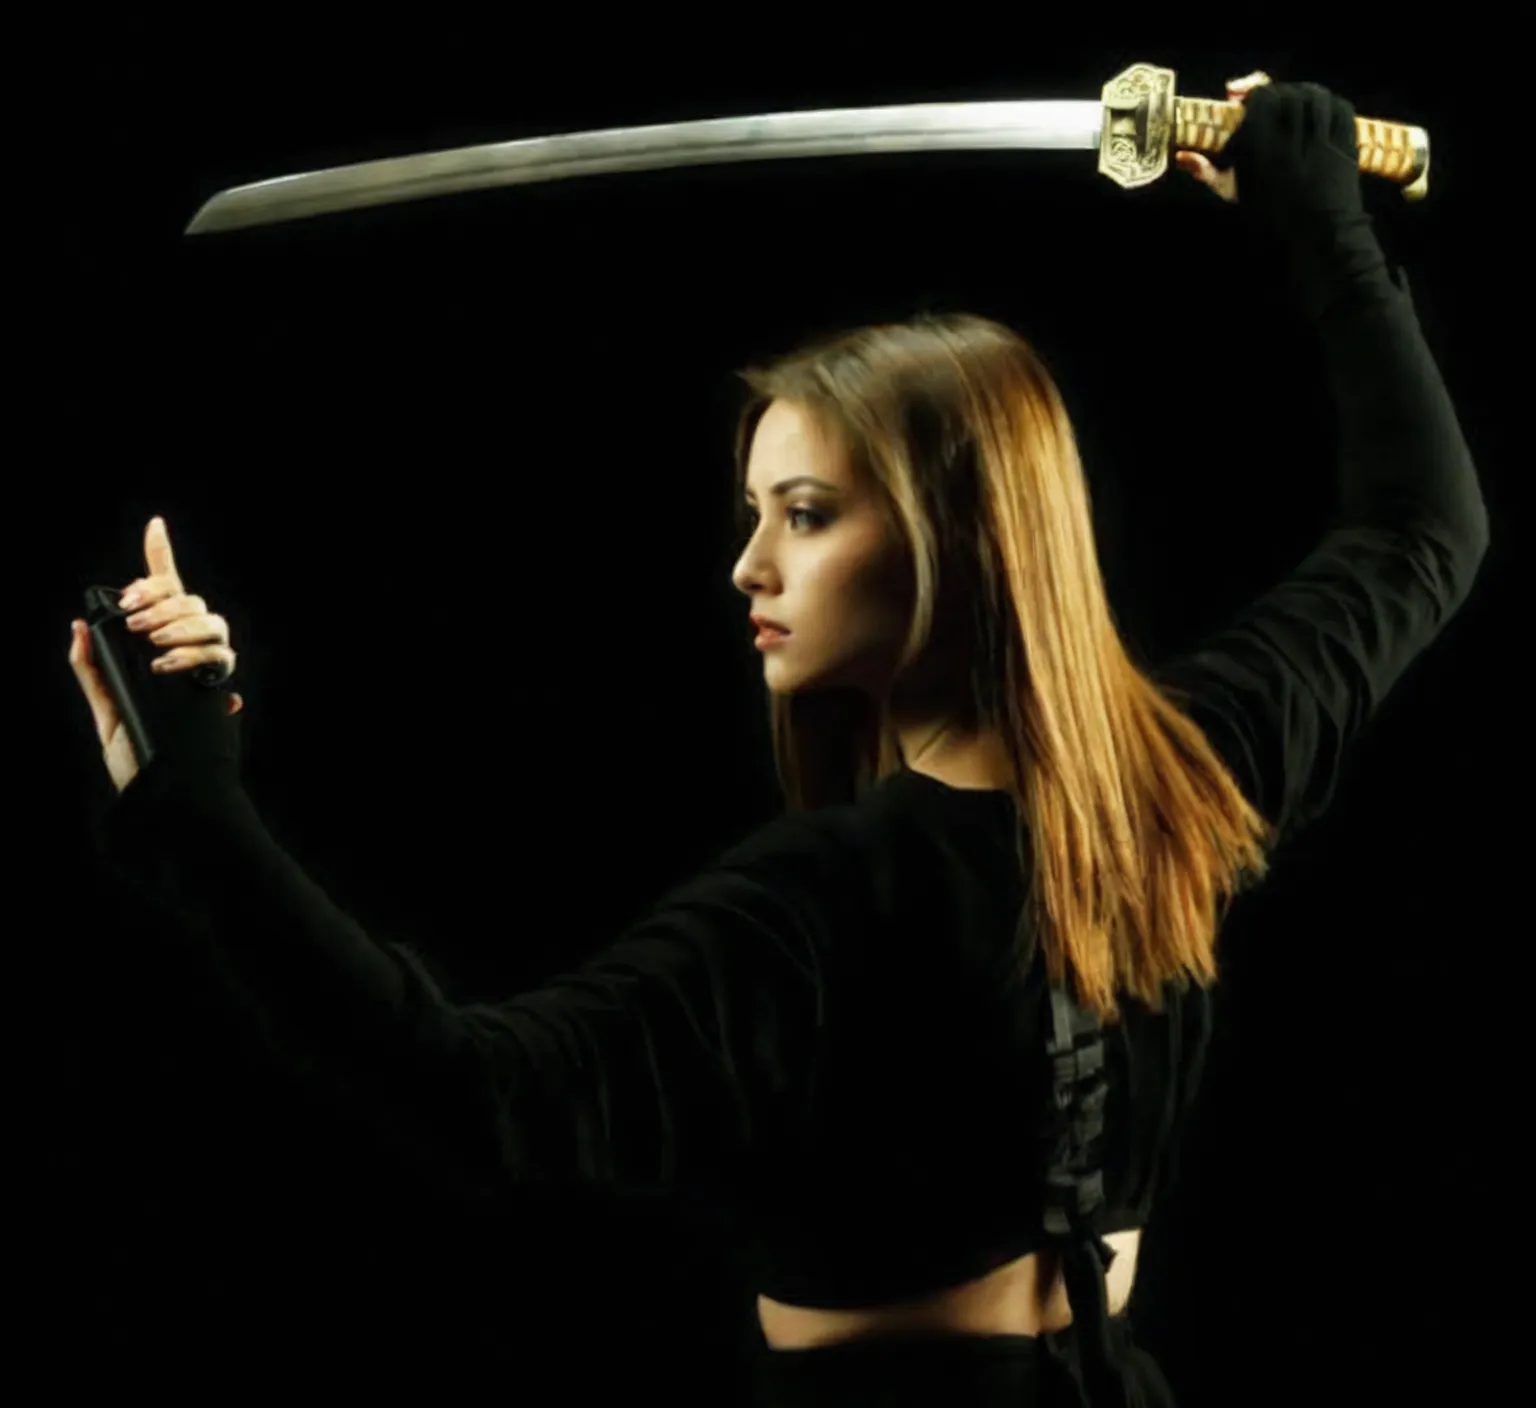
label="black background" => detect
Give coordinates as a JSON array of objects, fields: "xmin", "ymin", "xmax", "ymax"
[{"xmin": 27, "ymin": 18, "xmax": 1514, "ymax": 1404}]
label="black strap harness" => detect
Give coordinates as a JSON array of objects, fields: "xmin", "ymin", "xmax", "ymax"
[{"xmin": 1037, "ymin": 982, "xmax": 1136, "ymax": 1406}]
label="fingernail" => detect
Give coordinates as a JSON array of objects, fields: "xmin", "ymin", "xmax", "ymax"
[{"xmin": 120, "ymin": 591, "xmax": 142, "ymax": 610}]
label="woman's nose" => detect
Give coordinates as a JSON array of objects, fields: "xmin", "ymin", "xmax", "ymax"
[{"xmin": 732, "ymin": 554, "xmax": 766, "ymax": 596}]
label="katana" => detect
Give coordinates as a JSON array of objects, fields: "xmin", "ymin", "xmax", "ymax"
[{"xmin": 183, "ymin": 62, "xmax": 1431, "ymax": 236}]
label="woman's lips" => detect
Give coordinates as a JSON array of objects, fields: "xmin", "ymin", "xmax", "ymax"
[{"xmin": 754, "ymin": 627, "xmax": 791, "ymax": 649}]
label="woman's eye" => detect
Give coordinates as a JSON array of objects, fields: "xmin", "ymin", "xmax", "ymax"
[{"xmin": 742, "ymin": 506, "xmax": 825, "ymax": 534}]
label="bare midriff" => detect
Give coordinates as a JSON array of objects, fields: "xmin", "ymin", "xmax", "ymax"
[{"xmin": 757, "ymin": 1228, "xmax": 1140, "ymax": 1350}]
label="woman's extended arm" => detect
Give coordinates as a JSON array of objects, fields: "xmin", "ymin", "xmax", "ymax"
[{"xmin": 92, "ymin": 755, "xmax": 840, "ymax": 1201}]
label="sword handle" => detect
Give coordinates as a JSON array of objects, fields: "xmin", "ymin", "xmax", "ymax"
[
  {"xmin": 1172, "ymin": 95, "xmax": 1430, "ymax": 202},
  {"xmin": 1098, "ymin": 62, "xmax": 1431, "ymax": 202}
]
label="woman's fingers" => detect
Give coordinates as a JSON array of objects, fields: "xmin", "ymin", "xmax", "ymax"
[
  {"xmin": 1177, "ymin": 72, "xmax": 1270, "ymax": 201},
  {"xmin": 127, "ymin": 602, "xmax": 227, "ymax": 647},
  {"xmin": 1176, "ymin": 150, "xmax": 1239, "ymax": 202},
  {"xmin": 120, "ymin": 589, "xmax": 238, "ymax": 679},
  {"xmin": 76, "ymin": 584, "xmax": 239, "ymax": 688},
  {"xmin": 142, "ymin": 516, "xmax": 183, "ymax": 595},
  {"xmin": 153, "ymin": 643, "xmax": 237, "ymax": 677},
  {"xmin": 118, "ymin": 573, "xmax": 181, "ymax": 612},
  {"xmin": 107, "ymin": 521, "xmax": 241, "ymax": 685}
]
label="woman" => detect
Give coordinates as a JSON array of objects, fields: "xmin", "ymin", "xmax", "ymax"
[{"xmin": 71, "ymin": 75, "xmax": 1487, "ymax": 1406}]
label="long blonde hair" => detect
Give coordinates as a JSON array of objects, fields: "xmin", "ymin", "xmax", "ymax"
[{"xmin": 731, "ymin": 311, "xmax": 1275, "ymax": 1024}]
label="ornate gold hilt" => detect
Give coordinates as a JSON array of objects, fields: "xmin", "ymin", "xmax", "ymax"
[{"xmin": 1097, "ymin": 62, "xmax": 1431, "ymax": 201}]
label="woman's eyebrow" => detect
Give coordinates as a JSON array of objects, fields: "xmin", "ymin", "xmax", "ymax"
[{"xmin": 743, "ymin": 476, "xmax": 841, "ymax": 501}]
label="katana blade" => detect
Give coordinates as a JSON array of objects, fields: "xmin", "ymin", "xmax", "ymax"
[
  {"xmin": 184, "ymin": 100, "xmax": 1104, "ymax": 235},
  {"xmin": 183, "ymin": 63, "xmax": 1431, "ymax": 236}
]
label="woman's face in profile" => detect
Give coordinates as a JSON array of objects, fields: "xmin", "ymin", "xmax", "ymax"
[{"xmin": 731, "ymin": 399, "xmax": 912, "ymax": 698}]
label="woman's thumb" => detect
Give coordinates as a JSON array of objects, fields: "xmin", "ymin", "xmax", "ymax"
[{"xmin": 69, "ymin": 619, "xmax": 117, "ymax": 747}]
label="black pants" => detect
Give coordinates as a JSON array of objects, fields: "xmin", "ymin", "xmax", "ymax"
[{"xmin": 747, "ymin": 1316, "xmax": 1175, "ymax": 1407}]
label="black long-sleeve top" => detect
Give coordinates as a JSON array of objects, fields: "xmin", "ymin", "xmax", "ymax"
[{"xmin": 91, "ymin": 210, "xmax": 1487, "ymax": 1392}]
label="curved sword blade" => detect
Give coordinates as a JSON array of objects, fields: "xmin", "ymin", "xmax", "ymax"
[{"xmin": 185, "ymin": 100, "xmax": 1103, "ymax": 235}]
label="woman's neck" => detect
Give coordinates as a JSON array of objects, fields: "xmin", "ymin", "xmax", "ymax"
[{"xmin": 899, "ymin": 722, "xmax": 1015, "ymax": 792}]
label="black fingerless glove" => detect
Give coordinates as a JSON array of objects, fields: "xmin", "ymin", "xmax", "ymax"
[
  {"xmin": 1214, "ymin": 81, "xmax": 1364, "ymax": 229},
  {"xmin": 1214, "ymin": 81, "xmax": 1391, "ymax": 322},
  {"xmin": 148, "ymin": 667, "xmax": 243, "ymax": 785}
]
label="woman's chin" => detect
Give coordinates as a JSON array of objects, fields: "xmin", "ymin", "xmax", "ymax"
[{"xmin": 762, "ymin": 655, "xmax": 808, "ymax": 695}]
